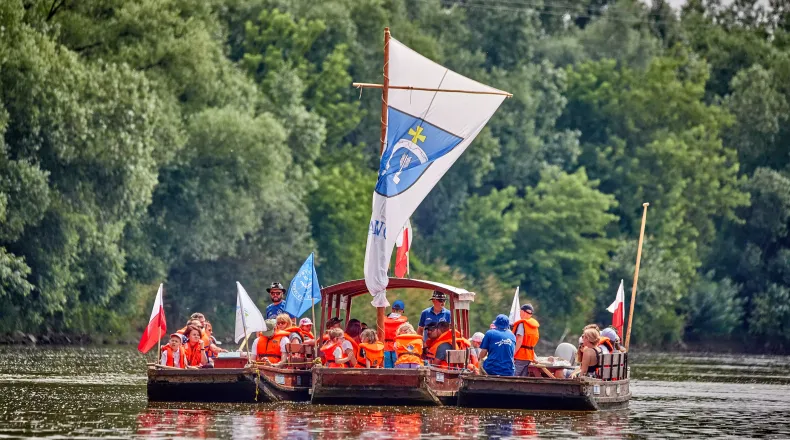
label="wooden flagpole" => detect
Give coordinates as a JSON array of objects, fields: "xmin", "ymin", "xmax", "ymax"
[
  {"xmin": 157, "ymin": 285, "xmax": 163, "ymax": 364},
  {"xmin": 375, "ymin": 27, "xmax": 391, "ymax": 343},
  {"xmin": 625, "ymin": 203, "xmax": 649, "ymax": 351},
  {"xmin": 354, "ymin": 82, "xmax": 513, "ymax": 97}
]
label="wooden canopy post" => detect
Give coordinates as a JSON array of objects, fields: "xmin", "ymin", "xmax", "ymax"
[
  {"xmin": 448, "ymin": 292, "xmax": 457, "ymax": 348},
  {"xmin": 375, "ymin": 27, "xmax": 391, "ymax": 343},
  {"xmin": 625, "ymin": 203, "xmax": 649, "ymax": 351}
]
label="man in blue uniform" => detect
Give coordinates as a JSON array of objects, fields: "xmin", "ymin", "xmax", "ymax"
[
  {"xmin": 265, "ymin": 282, "xmax": 290, "ymax": 320},
  {"xmin": 479, "ymin": 314, "xmax": 516, "ymax": 376},
  {"xmin": 417, "ymin": 291, "xmax": 452, "ymax": 339}
]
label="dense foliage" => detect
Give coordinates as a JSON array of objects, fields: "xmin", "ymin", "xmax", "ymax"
[{"xmin": 1, "ymin": 0, "xmax": 789, "ymax": 350}]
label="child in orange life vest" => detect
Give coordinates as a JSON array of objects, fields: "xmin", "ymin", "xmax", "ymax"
[
  {"xmin": 262, "ymin": 313, "xmax": 303, "ymax": 367},
  {"xmin": 160, "ymin": 333, "xmax": 187, "ymax": 368},
  {"xmin": 394, "ymin": 323, "xmax": 424, "ymax": 369},
  {"xmin": 299, "ymin": 318, "xmax": 316, "ymax": 346},
  {"xmin": 358, "ymin": 329, "xmax": 385, "ymax": 368},
  {"xmin": 321, "ymin": 328, "xmax": 351, "ymax": 367}
]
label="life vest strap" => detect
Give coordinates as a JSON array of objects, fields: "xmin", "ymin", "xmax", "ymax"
[{"xmin": 521, "ymin": 345, "xmax": 535, "ymax": 349}]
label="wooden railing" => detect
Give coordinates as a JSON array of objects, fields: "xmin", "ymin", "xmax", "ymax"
[{"xmin": 599, "ymin": 353, "xmax": 628, "ymax": 380}]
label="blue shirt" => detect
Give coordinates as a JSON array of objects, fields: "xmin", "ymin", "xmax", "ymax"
[
  {"xmin": 418, "ymin": 306, "xmax": 451, "ymax": 331},
  {"xmin": 481, "ymin": 328, "xmax": 516, "ymax": 376},
  {"xmin": 266, "ymin": 302, "xmax": 288, "ymax": 320}
]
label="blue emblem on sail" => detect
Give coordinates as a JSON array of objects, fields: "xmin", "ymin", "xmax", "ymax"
[{"xmin": 376, "ymin": 107, "xmax": 464, "ymax": 197}]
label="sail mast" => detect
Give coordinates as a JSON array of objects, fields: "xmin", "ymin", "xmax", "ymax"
[
  {"xmin": 625, "ymin": 203, "xmax": 649, "ymax": 350},
  {"xmin": 375, "ymin": 27, "xmax": 391, "ymax": 342}
]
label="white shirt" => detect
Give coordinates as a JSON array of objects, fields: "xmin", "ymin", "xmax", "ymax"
[{"xmin": 515, "ymin": 322, "xmax": 525, "ymax": 337}]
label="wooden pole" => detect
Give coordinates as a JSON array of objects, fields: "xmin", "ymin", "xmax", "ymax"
[
  {"xmin": 311, "ymin": 294, "xmax": 316, "ymax": 340},
  {"xmin": 157, "ymin": 285, "xmax": 163, "ymax": 364},
  {"xmin": 376, "ymin": 27, "xmax": 391, "ymax": 343},
  {"xmin": 354, "ymin": 82, "xmax": 513, "ymax": 97},
  {"xmin": 625, "ymin": 203, "xmax": 649, "ymax": 351}
]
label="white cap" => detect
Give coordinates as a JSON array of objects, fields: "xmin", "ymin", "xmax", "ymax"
[
  {"xmin": 299, "ymin": 318, "xmax": 313, "ymax": 326},
  {"xmin": 471, "ymin": 332, "xmax": 485, "ymax": 342}
]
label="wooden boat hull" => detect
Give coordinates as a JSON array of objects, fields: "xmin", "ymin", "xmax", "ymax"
[
  {"xmin": 147, "ymin": 367, "xmax": 259, "ymax": 403},
  {"xmin": 457, "ymin": 375, "xmax": 631, "ymax": 411},
  {"xmin": 311, "ymin": 367, "xmax": 455, "ymax": 406},
  {"xmin": 254, "ymin": 365, "xmax": 312, "ymax": 402},
  {"xmin": 146, "ymin": 366, "xmax": 312, "ymax": 403}
]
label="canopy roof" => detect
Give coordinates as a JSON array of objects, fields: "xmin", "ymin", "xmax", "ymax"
[{"xmin": 320, "ymin": 277, "xmax": 475, "ymax": 302}]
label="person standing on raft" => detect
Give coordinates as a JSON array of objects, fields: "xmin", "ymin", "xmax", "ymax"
[
  {"xmin": 512, "ymin": 303, "xmax": 540, "ymax": 376},
  {"xmin": 417, "ymin": 291, "xmax": 451, "ymax": 340},
  {"xmin": 383, "ymin": 300, "xmax": 408, "ymax": 368},
  {"xmin": 265, "ymin": 282, "xmax": 290, "ymax": 320}
]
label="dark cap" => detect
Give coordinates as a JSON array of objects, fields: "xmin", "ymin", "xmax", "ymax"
[
  {"xmin": 430, "ymin": 291, "xmax": 447, "ymax": 301},
  {"xmin": 267, "ymin": 282, "xmax": 285, "ymax": 293},
  {"xmin": 326, "ymin": 317, "xmax": 342, "ymax": 328},
  {"xmin": 521, "ymin": 304, "xmax": 534, "ymax": 313},
  {"xmin": 425, "ymin": 322, "xmax": 439, "ymax": 330}
]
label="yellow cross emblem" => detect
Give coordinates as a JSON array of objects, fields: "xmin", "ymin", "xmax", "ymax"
[{"xmin": 408, "ymin": 126, "xmax": 426, "ymax": 144}]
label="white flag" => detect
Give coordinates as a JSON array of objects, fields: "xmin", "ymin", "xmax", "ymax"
[
  {"xmin": 235, "ymin": 282, "xmax": 266, "ymax": 343},
  {"xmin": 508, "ymin": 286, "xmax": 521, "ymax": 325},
  {"xmin": 364, "ymin": 38, "xmax": 508, "ymax": 306}
]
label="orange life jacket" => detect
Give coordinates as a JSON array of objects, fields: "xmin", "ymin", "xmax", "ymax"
[
  {"xmin": 383, "ymin": 315, "xmax": 408, "ymax": 351},
  {"xmin": 303, "ymin": 331, "xmax": 315, "ymax": 340},
  {"xmin": 161, "ymin": 345, "xmax": 187, "ymax": 368},
  {"xmin": 394, "ymin": 334, "xmax": 424, "ymax": 365},
  {"xmin": 257, "ymin": 328, "xmax": 299, "ymax": 362},
  {"xmin": 344, "ymin": 333, "xmax": 360, "ymax": 365},
  {"xmin": 513, "ymin": 318, "xmax": 540, "ymax": 361},
  {"xmin": 320, "ymin": 341, "xmax": 347, "ymax": 368},
  {"xmin": 358, "ymin": 341, "xmax": 385, "ymax": 368},
  {"xmin": 183, "ymin": 340, "xmax": 204, "ymax": 366},
  {"xmin": 426, "ymin": 330, "xmax": 469, "ymax": 367},
  {"xmin": 598, "ymin": 336, "xmax": 614, "ymax": 353}
]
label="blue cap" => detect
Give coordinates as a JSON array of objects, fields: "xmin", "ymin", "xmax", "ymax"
[
  {"xmin": 494, "ymin": 314, "xmax": 510, "ymax": 330},
  {"xmin": 392, "ymin": 300, "xmax": 405, "ymax": 311},
  {"xmin": 521, "ymin": 303, "xmax": 534, "ymax": 313}
]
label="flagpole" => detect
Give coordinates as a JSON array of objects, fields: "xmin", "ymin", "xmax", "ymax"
[
  {"xmin": 375, "ymin": 27, "xmax": 391, "ymax": 343},
  {"xmin": 157, "ymin": 284, "xmax": 163, "ymax": 364},
  {"xmin": 353, "ymin": 82, "xmax": 513, "ymax": 97},
  {"xmin": 239, "ymin": 289, "xmax": 251, "ymax": 362},
  {"xmin": 625, "ymin": 203, "xmax": 649, "ymax": 351}
]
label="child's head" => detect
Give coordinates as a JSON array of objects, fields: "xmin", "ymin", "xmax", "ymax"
[
  {"xmin": 328, "ymin": 328, "xmax": 344, "ymax": 341},
  {"xmin": 169, "ymin": 334, "xmax": 182, "ymax": 348},
  {"xmin": 360, "ymin": 329, "xmax": 377, "ymax": 344},
  {"xmin": 186, "ymin": 326, "xmax": 202, "ymax": 343},
  {"xmin": 396, "ymin": 323, "xmax": 416, "ymax": 336},
  {"xmin": 275, "ymin": 313, "xmax": 291, "ymax": 329},
  {"xmin": 299, "ymin": 318, "xmax": 313, "ymax": 334}
]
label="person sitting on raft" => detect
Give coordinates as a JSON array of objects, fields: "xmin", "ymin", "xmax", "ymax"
[
  {"xmin": 358, "ymin": 329, "xmax": 385, "ymax": 368},
  {"xmin": 469, "ymin": 332, "xmax": 485, "ymax": 371},
  {"xmin": 383, "ymin": 299, "xmax": 408, "ymax": 368},
  {"xmin": 573, "ymin": 328, "xmax": 603, "ymax": 378},
  {"xmin": 203, "ymin": 321, "xmax": 227, "ymax": 360},
  {"xmin": 394, "ymin": 323, "xmax": 424, "ymax": 369},
  {"xmin": 183, "ymin": 325, "xmax": 209, "ymax": 368},
  {"xmin": 479, "ymin": 314, "xmax": 516, "ymax": 376},
  {"xmin": 321, "ymin": 328, "xmax": 352, "ymax": 368},
  {"xmin": 600, "ymin": 327, "xmax": 624, "ymax": 353},
  {"xmin": 425, "ymin": 321, "xmax": 471, "ymax": 369},
  {"xmin": 299, "ymin": 318, "xmax": 316, "ymax": 346},
  {"xmin": 257, "ymin": 313, "xmax": 303, "ymax": 367},
  {"xmin": 319, "ymin": 317, "xmax": 358, "ymax": 367},
  {"xmin": 160, "ymin": 333, "xmax": 187, "ymax": 368}
]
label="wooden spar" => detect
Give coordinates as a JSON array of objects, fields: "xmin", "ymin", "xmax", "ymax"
[
  {"xmin": 449, "ymin": 292, "xmax": 457, "ymax": 348},
  {"xmin": 624, "ymin": 203, "xmax": 649, "ymax": 350},
  {"xmin": 157, "ymin": 284, "xmax": 163, "ymax": 364},
  {"xmin": 376, "ymin": 27, "xmax": 391, "ymax": 342},
  {"xmin": 354, "ymin": 82, "xmax": 513, "ymax": 98}
]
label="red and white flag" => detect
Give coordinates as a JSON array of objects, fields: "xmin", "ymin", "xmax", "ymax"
[
  {"xmin": 607, "ymin": 279, "xmax": 625, "ymax": 338},
  {"xmin": 394, "ymin": 219, "xmax": 412, "ymax": 278},
  {"xmin": 137, "ymin": 284, "xmax": 166, "ymax": 353}
]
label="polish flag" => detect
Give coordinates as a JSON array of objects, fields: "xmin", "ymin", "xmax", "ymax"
[
  {"xmin": 607, "ymin": 280, "xmax": 625, "ymax": 338},
  {"xmin": 394, "ymin": 219, "xmax": 412, "ymax": 278},
  {"xmin": 137, "ymin": 284, "xmax": 166, "ymax": 353}
]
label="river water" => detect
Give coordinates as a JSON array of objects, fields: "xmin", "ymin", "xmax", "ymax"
[{"xmin": 0, "ymin": 347, "xmax": 788, "ymax": 439}]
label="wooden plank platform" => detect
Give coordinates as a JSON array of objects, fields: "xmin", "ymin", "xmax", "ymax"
[{"xmin": 310, "ymin": 367, "xmax": 444, "ymax": 406}]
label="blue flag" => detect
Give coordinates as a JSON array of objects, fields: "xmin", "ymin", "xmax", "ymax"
[{"xmin": 284, "ymin": 253, "xmax": 322, "ymax": 318}]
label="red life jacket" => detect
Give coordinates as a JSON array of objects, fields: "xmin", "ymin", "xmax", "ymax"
[
  {"xmin": 161, "ymin": 345, "xmax": 187, "ymax": 368},
  {"xmin": 358, "ymin": 341, "xmax": 385, "ymax": 368},
  {"xmin": 383, "ymin": 315, "xmax": 408, "ymax": 351},
  {"xmin": 513, "ymin": 318, "xmax": 540, "ymax": 361},
  {"xmin": 258, "ymin": 327, "xmax": 303, "ymax": 362},
  {"xmin": 320, "ymin": 342, "xmax": 347, "ymax": 368}
]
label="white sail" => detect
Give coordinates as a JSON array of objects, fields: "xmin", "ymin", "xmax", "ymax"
[
  {"xmin": 364, "ymin": 38, "xmax": 508, "ymax": 306},
  {"xmin": 235, "ymin": 282, "xmax": 266, "ymax": 343}
]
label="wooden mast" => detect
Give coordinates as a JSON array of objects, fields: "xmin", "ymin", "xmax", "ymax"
[
  {"xmin": 624, "ymin": 203, "xmax": 649, "ymax": 351},
  {"xmin": 375, "ymin": 27, "xmax": 391, "ymax": 342}
]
